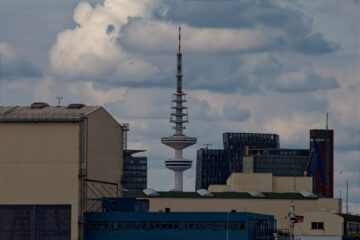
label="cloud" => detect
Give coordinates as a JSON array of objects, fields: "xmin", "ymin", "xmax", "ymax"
[
  {"xmin": 223, "ymin": 104, "xmax": 251, "ymax": 122},
  {"xmin": 152, "ymin": 0, "xmax": 339, "ymax": 55},
  {"xmin": 49, "ymin": 0, "xmax": 339, "ymax": 93},
  {"xmin": 0, "ymin": 42, "xmax": 42, "ymax": 80},
  {"xmin": 49, "ymin": 0, "xmax": 159, "ymax": 82},
  {"xmin": 120, "ymin": 19, "xmax": 286, "ymax": 53}
]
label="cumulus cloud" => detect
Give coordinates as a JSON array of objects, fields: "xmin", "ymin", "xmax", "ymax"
[
  {"xmin": 50, "ymin": 0, "xmax": 159, "ymax": 82},
  {"xmin": 0, "ymin": 42, "xmax": 42, "ymax": 80}
]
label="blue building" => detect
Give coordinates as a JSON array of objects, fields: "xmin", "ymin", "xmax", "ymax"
[
  {"xmin": 85, "ymin": 212, "xmax": 275, "ymax": 240},
  {"xmin": 84, "ymin": 198, "xmax": 275, "ymax": 240}
]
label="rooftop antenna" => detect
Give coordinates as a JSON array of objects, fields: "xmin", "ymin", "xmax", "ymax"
[
  {"xmin": 178, "ymin": 26, "xmax": 181, "ymax": 53},
  {"xmin": 326, "ymin": 112, "xmax": 329, "ymax": 130},
  {"xmin": 56, "ymin": 96, "xmax": 63, "ymax": 107}
]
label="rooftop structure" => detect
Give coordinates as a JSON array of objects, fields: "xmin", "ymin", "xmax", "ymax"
[{"xmin": 161, "ymin": 27, "xmax": 197, "ymax": 191}]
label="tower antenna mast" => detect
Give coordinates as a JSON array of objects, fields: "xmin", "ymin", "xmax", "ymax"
[{"xmin": 161, "ymin": 27, "xmax": 197, "ymax": 191}]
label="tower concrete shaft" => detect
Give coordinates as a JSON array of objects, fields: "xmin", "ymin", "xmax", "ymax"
[{"xmin": 161, "ymin": 27, "xmax": 197, "ymax": 191}]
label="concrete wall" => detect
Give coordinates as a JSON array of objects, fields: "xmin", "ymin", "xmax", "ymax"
[
  {"xmin": 145, "ymin": 197, "xmax": 341, "ymax": 230},
  {"xmin": 87, "ymin": 108, "xmax": 123, "ymax": 191},
  {"xmin": 294, "ymin": 211, "xmax": 343, "ymax": 237},
  {"xmin": 273, "ymin": 176, "xmax": 312, "ymax": 193},
  {"xmin": 219, "ymin": 173, "xmax": 312, "ymax": 193},
  {"xmin": 0, "ymin": 123, "xmax": 79, "ymax": 240},
  {"xmin": 226, "ymin": 173, "xmax": 273, "ymax": 192},
  {"xmin": 208, "ymin": 184, "xmax": 231, "ymax": 192}
]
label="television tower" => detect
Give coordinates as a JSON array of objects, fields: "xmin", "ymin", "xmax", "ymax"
[{"xmin": 161, "ymin": 27, "xmax": 197, "ymax": 191}]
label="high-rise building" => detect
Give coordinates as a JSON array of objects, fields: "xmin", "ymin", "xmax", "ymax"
[
  {"xmin": 122, "ymin": 150, "xmax": 147, "ymax": 192},
  {"xmin": 195, "ymin": 149, "xmax": 226, "ymax": 190},
  {"xmin": 309, "ymin": 129, "xmax": 334, "ymax": 197},
  {"xmin": 196, "ymin": 133, "xmax": 311, "ymax": 190},
  {"xmin": 161, "ymin": 27, "xmax": 197, "ymax": 191},
  {"xmin": 223, "ymin": 132, "xmax": 280, "ymax": 173}
]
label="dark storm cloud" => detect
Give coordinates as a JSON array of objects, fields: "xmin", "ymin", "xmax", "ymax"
[
  {"xmin": 0, "ymin": 53, "xmax": 42, "ymax": 80},
  {"xmin": 293, "ymin": 33, "xmax": 340, "ymax": 55},
  {"xmin": 153, "ymin": 0, "xmax": 338, "ymax": 55}
]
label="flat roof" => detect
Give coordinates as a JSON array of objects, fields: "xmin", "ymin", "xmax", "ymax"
[
  {"xmin": 0, "ymin": 105, "xmax": 100, "ymax": 122},
  {"xmin": 127, "ymin": 191, "xmax": 319, "ymax": 200}
]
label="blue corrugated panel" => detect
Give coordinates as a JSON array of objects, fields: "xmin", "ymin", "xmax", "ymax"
[{"xmin": 85, "ymin": 212, "xmax": 275, "ymax": 240}]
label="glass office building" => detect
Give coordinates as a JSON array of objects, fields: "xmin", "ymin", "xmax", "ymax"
[
  {"xmin": 196, "ymin": 133, "xmax": 311, "ymax": 190},
  {"xmin": 196, "ymin": 149, "xmax": 227, "ymax": 190},
  {"xmin": 122, "ymin": 150, "xmax": 147, "ymax": 192},
  {"xmin": 223, "ymin": 132, "xmax": 280, "ymax": 173},
  {"xmin": 249, "ymin": 149, "xmax": 309, "ymax": 176}
]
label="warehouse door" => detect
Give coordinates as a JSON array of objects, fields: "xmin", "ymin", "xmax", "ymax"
[{"xmin": 0, "ymin": 205, "xmax": 71, "ymax": 240}]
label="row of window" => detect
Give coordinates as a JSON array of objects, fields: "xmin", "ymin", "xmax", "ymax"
[
  {"xmin": 124, "ymin": 166, "xmax": 147, "ymax": 171},
  {"xmin": 90, "ymin": 221, "xmax": 246, "ymax": 231},
  {"xmin": 311, "ymin": 222, "xmax": 324, "ymax": 230},
  {"xmin": 124, "ymin": 177, "xmax": 147, "ymax": 183},
  {"xmin": 125, "ymin": 159, "xmax": 147, "ymax": 165}
]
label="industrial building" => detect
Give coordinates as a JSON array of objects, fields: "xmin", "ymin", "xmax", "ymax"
[
  {"xmin": 122, "ymin": 150, "xmax": 147, "ymax": 192},
  {"xmin": 84, "ymin": 198, "xmax": 276, "ymax": 240},
  {"xmin": 129, "ymin": 172, "xmax": 340, "ymax": 231},
  {"xmin": 208, "ymin": 173, "xmax": 313, "ymax": 193},
  {"xmin": 0, "ymin": 103, "xmax": 124, "ymax": 240},
  {"xmin": 294, "ymin": 211, "xmax": 360, "ymax": 239}
]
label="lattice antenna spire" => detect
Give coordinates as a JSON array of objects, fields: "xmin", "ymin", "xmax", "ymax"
[{"xmin": 178, "ymin": 27, "xmax": 181, "ymax": 53}]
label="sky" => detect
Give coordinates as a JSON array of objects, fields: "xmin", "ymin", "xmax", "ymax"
[{"xmin": 0, "ymin": 0, "xmax": 359, "ymax": 213}]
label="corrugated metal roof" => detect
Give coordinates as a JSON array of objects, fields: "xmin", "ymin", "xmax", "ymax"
[{"xmin": 0, "ymin": 105, "xmax": 100, "ymax": 122}]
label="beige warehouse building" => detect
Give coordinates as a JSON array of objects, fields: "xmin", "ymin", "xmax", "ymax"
[
  {"xmin": 131, "ymin": 173, "xmax": 341, "ymax": 230},
  {"xmin": 0, "ymin": 103, "xmax": 124, "ymax": 240}
]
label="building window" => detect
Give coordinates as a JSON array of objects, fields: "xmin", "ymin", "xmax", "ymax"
[{"xmin": 311, "ymin": 222, "xmax": 324, "ymax": 230}]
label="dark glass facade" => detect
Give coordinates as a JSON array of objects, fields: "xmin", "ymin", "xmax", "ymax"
[
  {"xmin": 0, "ymin": 204, "xmax": 71, "ymax": 240},
  {"xmin": 223, "ymin": 132, "xmax": 280, "ymax": 173},
  {"xmin": 196, "ymin": 149, "xmax": 226, "ymax": 190},
  {"xmin": 251, "ymin": 149, "xmax": 309, "ymax": 176},
  {"xmin": 122, "ymin": 150, "xmax": 147, "ymax": 192},
  {"xmin": 196, "ymin": 132, "xmax": 311, "ymax": 190},
  {"xmin": 309, "ymin": 129, "xmax": 334, "ymax": 197}
]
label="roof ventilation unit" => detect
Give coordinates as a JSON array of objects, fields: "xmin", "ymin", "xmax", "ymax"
[
  {"xmin": 31, "ymin": 102, "xmax": 49, "ymax": 109},
  {"xmin": 67, "ymin": 103, "xmax": 85, "ymax": 109},
  {"xmin": 196, "ymin": 189, "xmax": 214, "ymax": 197},
  {"xmin": 300, "ymin": 191, "xmax": 317, "ymax": 198},
  {"xmin": 143, "ymin": 188, "xmax": 160, "ymax": 196},
  {"xmin": 247, "ymin": 189, "xmax": 265, "ymax": 198}
]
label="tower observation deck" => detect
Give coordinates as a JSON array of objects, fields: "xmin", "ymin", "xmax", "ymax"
[{"xmin": 161, "ymin": 27, "xmax": 197, "ymax": 191}]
